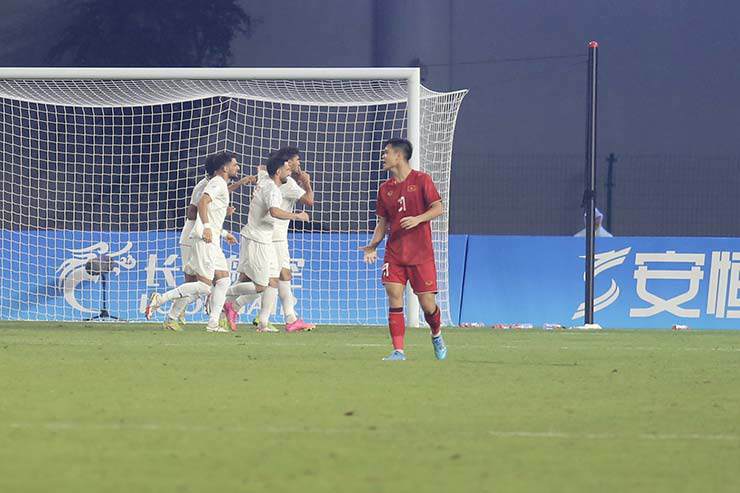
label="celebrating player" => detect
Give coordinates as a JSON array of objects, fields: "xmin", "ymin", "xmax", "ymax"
[
  {"xmin": 166, "ymin": 167, "xmax": 255, "ymax": 329},
  {"xmin": 360, "ymin": 138, "xmax": 447, "ymax": 361},
  {"xmin": 247, "ymin": 146, "xmax": 315, "ymax": 332},
  {"xmin": 145, "ymin": 151, "xmax": 240, "ymax": 332},
  {"xmin": 222, "ymin": 150, "xmax": 310, "ymax": 332}
]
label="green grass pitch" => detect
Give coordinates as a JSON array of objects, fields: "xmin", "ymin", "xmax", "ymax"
[{"xmin": 1, "ymin": 323, "xmax": 739, "ymax": 493}]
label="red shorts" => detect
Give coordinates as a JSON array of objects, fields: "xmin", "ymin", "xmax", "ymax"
[{"xmin": 381, "ymin": 260, "xmax": 438, "ymax": 294}]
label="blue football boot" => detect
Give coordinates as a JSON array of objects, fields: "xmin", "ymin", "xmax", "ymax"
[
  {"xmin": 432, "ymin": 335, "xmax": 448, "ymax": 360},
  {"xmin": 382, "ymin": 350, "xmax": 406, "ymax": 361}
]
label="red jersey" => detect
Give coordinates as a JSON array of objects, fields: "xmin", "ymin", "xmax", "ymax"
[{"xmin": 376, "ymin": 170, "xmax": 442, "ymax": 265}]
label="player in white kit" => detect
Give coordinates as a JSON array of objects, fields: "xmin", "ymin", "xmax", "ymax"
[
  {"xmin": 144, "ymin": 151, "xmax": 241, "ymax": 331},
  {"xmin": 166, "ymin": 173, "xmax": 209, "ymax": 324},
  {"xmin": 164, "ymin": 169, "xmax": 255, "ymax": 329},
  {"xmin": 221, "ymin": 150, "xmax": 310, "ymax": 332},
  {"xmin": 245, "ymin": 146, "xmax": 315, "ymax": 332}
]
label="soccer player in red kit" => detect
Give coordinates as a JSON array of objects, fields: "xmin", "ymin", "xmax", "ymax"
[{"xmin": 360, "ymin": 138, "xmax": 448, "ymax": 361}]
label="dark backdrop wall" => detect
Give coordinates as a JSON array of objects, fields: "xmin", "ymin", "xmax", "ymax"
[{"xmin": 2, "ymin": 0, "xmax": 740, "ymax": 236}]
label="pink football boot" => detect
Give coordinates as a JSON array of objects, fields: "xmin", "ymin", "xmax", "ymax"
[
  {"xmin": 222, "ymin": 301, "xmax": 239, "ymax": 332},
  {"xmin": 285, "ymin": 319, "xmax": 315, "ymax": 333}
]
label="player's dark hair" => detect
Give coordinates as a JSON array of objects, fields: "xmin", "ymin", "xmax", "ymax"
[
  {"xmin": 270, "ymin": 145, "xmax": 300, "ymax": 161},
  {"xmin": 205, "ymin": 151, "xmax": 237, "ymax": 176},
  {"xmin": 266, "ymin": 152, "xmax": 286, "ymax": 177},
  {"xmin": 384, "ymin": 138, "xmax": 413, "ymax": 161}
]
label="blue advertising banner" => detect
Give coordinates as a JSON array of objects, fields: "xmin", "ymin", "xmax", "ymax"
[
  {"xmin": 0, "ymin": 230, "xmax": 465, "ymax": 325},
  {"xmin": 14, "ymin": 231, "xmax": 740, "ymax": 328},
  {"xmin": 460, "ymin": 236, "xmax": 740, "ymax": 329}
]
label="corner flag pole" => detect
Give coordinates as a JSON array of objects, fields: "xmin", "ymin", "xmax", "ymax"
[{"xmin": 583, "ymin": 41, "xmax": 599, "ymax": 325}]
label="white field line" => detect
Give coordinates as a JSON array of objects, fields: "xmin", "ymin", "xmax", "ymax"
[
  {"xmin": 488, "ymin": 431, "xmax": 740, "ymax": 441},
  {"xmin": 1, "ymin": 340, "xmax": 739, "ymax": 352},
  {"xmin": 6, "ymin": 422, "xmax": 356, "ymax": 434},
  {"xmin": 502, "ymin": 345, "xmax": 740, "ymax": 353},
  {"xmin": 5, "ymin": 422, "xmax": 739, "ymax": 441}
]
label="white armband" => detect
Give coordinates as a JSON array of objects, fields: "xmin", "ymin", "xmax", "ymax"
[
  {"xmin": 202, "ymin": 223, "xmax": 211, "ymax": 229},
  {"xmin": 220, "ymin": 229, "xmax": 230, "ymax": 238}
]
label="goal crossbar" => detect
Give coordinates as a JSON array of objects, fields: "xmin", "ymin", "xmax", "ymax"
[{"xmin": 0, "ymin": 67, "xmax": 420, "ymax": 81}]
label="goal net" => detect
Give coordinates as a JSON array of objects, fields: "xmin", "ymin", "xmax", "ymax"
[{"xmin": 0, "ymin": 69, "xmax": 467, "ymax": 325}]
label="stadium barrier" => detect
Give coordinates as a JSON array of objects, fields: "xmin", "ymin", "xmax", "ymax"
[
  {"xmin": 460, "ymin": 236, "xmax": 740, "ymax": 329},
  {"xmin": 3, "ymin": 231, "xmax": 740, "ymax": 329},
  {"xmin": 0, "ymin": 230, "xmax": 465, "ymax": 325}
]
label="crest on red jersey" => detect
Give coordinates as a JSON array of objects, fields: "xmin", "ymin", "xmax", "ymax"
[
  {"xmin": 407, "ymin": 185, "xmax": 417, "ymax": 192},
  {"xmin": 387, "ymin": 191, "xmax": 393, "ymax": 197}
]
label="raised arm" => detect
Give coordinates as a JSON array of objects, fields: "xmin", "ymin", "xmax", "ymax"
[
  {"xmin": 228, "ymin": 174, "xmax": 258, "ymax": 192},
  {"xmin": 295, "ymin": 170, "xmax": 315, "ymax": 207}
]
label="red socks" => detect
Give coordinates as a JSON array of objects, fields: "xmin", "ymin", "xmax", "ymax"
[
  {"xmin": 388, "ymin": 307, "xmax": 405, "ymax": 351},
  {"xmin": 389, "ymin": 306, "xmax": 440, "ymax": 350},
  {"xmin": 425, "ymin": 306, "xmax": 441, "ymax": 337}
]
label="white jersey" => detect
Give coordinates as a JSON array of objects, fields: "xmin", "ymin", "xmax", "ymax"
[
  {"xmin": 240, "ymin": 173, "xmax": 283, "ymax": 244},
  {"xmin": 179, "ymin": 176, "xmax": 210, "ymax": 245},
  {"xmin": 273, "ymin": 173, "xmax": 305, "ymax": 241},
  {"xmin": 193, "ymin": 175, "xmax": 230, "ymax": 240}
]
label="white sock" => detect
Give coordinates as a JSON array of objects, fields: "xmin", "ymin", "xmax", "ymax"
[
  {"xmin": 278, "ymin": 280, "xmax": 298, "ymax": 323},
  {"xmin": 234, "ymin": 293, "xmax": 260, "ymax": 312},
  {"xmin": 258, "ymin": 286, "xmax": 278, "ymax": 328},
  {"xmin": 227, "ymin": 281, "xmax": 257, "ymax": 298},
  {"xmin": 159, "ymin": 281, "xmax": 211, "ymax": 306},
  {"xmin": 168, "ymin": 295, "xmax": 194, "ymax": 320},
  {"xmin": 207, "ymin": 277, "xmax": 230, "ymax": 326}
]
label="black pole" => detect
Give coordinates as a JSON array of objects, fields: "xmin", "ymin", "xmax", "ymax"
[
  {"xmin": 84, "ymin": 271, "xmax": 119, "ymax": 321},
  {"xmin": 605, "ymin": 152, "xmax": 617, "ymax": 232},
  {"xmin": 100, "ymin": 272, "xmax": 110, "ymax": 319},
  {"xmin": 584, "ymin": 41, "xmax": 599, "ymax": 325}
]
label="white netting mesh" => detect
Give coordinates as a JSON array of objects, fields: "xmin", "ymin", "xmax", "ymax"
[
  {"xmin": 0, "ymin": 77, "xmax": 466, "ymax": 325},
  {"xmin": 0, "ymin": 79, "xmax": 418, "ymax": 107}
]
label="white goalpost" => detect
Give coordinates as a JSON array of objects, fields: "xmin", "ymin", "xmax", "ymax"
[{"xmin": 0, "ymin": 68, "xmax": 466, "ymax": 327}]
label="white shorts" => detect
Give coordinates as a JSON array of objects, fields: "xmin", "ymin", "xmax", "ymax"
[
  {"xmin": 186, "ymin": 240, "xmax": 228, "ymax": 279},
  {"xmin": 237, "ymin": 237, "xmax": 279, "ymax": 287},
  {"xmin": 273, "ymin": 240, "xmax": 291, "ymax": 271}
]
